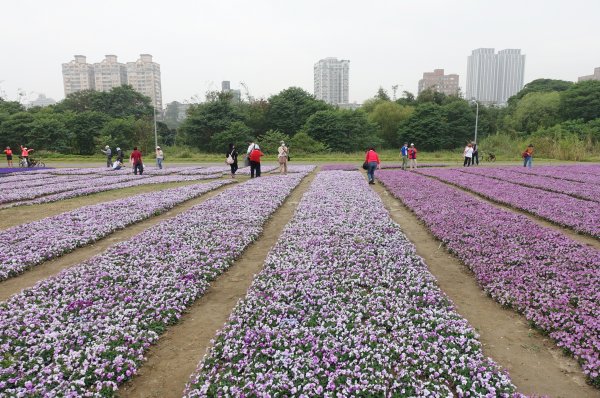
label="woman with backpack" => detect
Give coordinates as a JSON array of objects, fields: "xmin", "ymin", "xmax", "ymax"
[{"xmin": 226, "ymin": 143, "xmax": 238, "ymax": 178}]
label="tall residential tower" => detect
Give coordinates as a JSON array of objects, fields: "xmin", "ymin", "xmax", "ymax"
[
  {"xmin": 314, "ymin": 58, "xmax": 349, "ymax": 105},
  {"xmin": 466, "ymin": 48, "xmax": 525, "ymax": 105},
  {"xmin": 126, "ymin": 54, "xmax": 163, "ymax": 111},
  {"xmin": 93, "ymin": 55, "xmax": 127, "ymax": 92},
  {"xmin": 62, "ymin": 55, "xmax": 95, "ymax": 95},
  {"xmin": 418, "ymin": 69, "xmax": 459, "ymax": 96}
]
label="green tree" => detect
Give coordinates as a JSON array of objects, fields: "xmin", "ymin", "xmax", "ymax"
[
  {"xmin": 508, "ymin": 78, "xmax": 573, "ymax": 105},
  {"xmin": 26, "ymin": 110, "xmax": 73, "ymax": 152},
  {"xmin": 559, "ymin": 80, "xmax": 600, "ymax": 122},
  {"xmin": 210, "ymin": 121, "xmax": 254, "ymax": 154},
  {"xmin": 417, "ymin": 88, "xmax": 449, "ymax": 105},
  {"xmin": 375, "ymin": 87, "xmax": 391, "ymax": 101},
  {"xmin": 442, "ymin": 101, "xmax": 476, "ymax": 147},
  {"xmin": 511, "ymin": 92, "xmax": 560, "ymax": 133},
  {"xmin": 395, "ymin": 91, "xmax": 416, "ymax": 106},
  {"xmin": 289, "ymin": 131, "xmax": 328, "ymax": 154},
  {"xmin": 0, "ymin": 111, "xmax": 35, "ymax": 148},
  {"xmin": 304, "ymin": 109, "xmax": 381, "ymax": 152},
  {"xmin": 266, "ymin": 87, "xmax": 331, "ymax": 136},
  {"xmin": 239, "ymin": 99, "xmax": 270, "ymax": 134},
  {"xmin": 368, "ymin": 102, "xmax": 414, "ymax": 147},
  {"xmin": 180, "ymin": 96, "xmax": 242, "ymax": 150},
  {"xmin": 258, "ymin": 129, "xmax": 290, "ymax": 155},
  {"xmin": 65, "ymin": 111, "xmax": 110, "ymax": 154},
  {"xmin": 96, "ymin": 118, "xmax": 136, "ymax": 150},
  {"xmin": 56, "ymin": 86, "xmax": 153, "ymax": 119},
  {"xmin": 397, "ymin": 103, "xmax": 446, "ymax": 151}
]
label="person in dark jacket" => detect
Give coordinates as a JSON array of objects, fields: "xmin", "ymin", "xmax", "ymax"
[
  {"xmin": 115, "ymin": 147, "xmax": 124, "ymax": 163},
  {"xmin": 226, "ymin": 143, "xmax": 239, "ymax": 178}
]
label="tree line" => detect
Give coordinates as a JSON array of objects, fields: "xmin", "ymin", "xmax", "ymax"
[{"xmin": 1, "ymin": 79, "xmax": 599, "ymax": 157}]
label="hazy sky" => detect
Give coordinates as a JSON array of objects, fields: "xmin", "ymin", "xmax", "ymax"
[{"xmin": 1, "ymin": 0, "xmax": 599, "ymax": 106}]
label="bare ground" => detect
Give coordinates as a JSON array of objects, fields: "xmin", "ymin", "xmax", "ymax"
[
  {"xmin": 372, "ymin": 182, "xmax": 600, "ymax": 398},
  {"xmin": 118, "ymin": 171, "xmax": 317, "ymax": 398},
  {"xmin": 0, "ymin": 181, "xmax": 237, "ymax": 301}
]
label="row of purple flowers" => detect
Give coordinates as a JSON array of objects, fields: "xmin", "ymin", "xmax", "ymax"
[
  {"xmin": 0, "ymin": 173, "xmax": 308, "ymax": 396},
  {"xmin": 185, "ymin": 171, "xmax": 520, "ymax": 397},
  {"xmin": 377, "ymin": 170, "xmax": 600, "ymax": 387},
  {"xmin": 0, "ymin": 180, "xmax": 233, "ymax": 282},
  {"xmin": 416, "ymin": 168, "xmax": 600, "ymax": 238}
]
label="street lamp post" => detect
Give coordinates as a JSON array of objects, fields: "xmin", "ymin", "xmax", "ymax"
[{"xmin": 471, "ymin": 99, "xmax": 479, "ymax": 144}]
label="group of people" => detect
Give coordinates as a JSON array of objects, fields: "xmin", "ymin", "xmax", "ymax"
[
  {"xmin": 400, "ymin": 143, "xmax": 418, "ymax": 170},
  {"xmin": 225, "ymin": 140, "xmax": 290, "ymax": 178},
  {"xmin": 3, "ymin": 145, "xmax": 36, "ymax": 167},
  {"xmin": 463, "ymin": 142, "xmax": 479, "ymax": 167},
  {"xmin": 100, "ymin": 145, "xmax": 164, "ymax": 174}
]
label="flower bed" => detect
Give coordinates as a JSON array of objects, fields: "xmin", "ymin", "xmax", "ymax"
[
  {"xmin": 378, "ymin": 170, "xmax": 600, "ymax": 387},
  {"xmin": 416, "ymin": 168, "xmax": 600, "ymax": 238},
  {"xmin": 235, "ymin": 164, "xmax": 279, "ymax": 175},
  {"xmin": 380, "ymin": 163, "xmax": 448, "ymax": 169},
  {"xmin": 0, "ymin": 174, "xmax": 223, "ymax": 209},
  {"xmin": 0, "ymin": 173, "xmax": 308, "ymax": 396},
  {"xmin": 320, "ymin": 164, "xmax": 358, "ymax": 171},
  {"xmin": 185, "ymin": 171, "xmax": 519, "ymax": 397},
  {"xmin": 514, "ymin": 166, "xmax": 600, "ymax": 185},
  {"xmin": 460, "ymin": 167, "xmax": 600, "ymax": 203},
  {"xmin": 0, "ymin": 180, "xmax": 233, "ymax": 281}
]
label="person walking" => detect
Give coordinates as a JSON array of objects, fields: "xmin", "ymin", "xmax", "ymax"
[
  {"xmin": 277, "ymin": 141, "xmax": 289, "ymax": 175},
  {"xmin": 249, "ymin": 145, "xmax": 264, "ymax": 178},
  {"xmin": 226, "ymin": 143, "xmax": 238, "ymax": 178},
  {"xmin": 4, "ymin": 147, "xmax": 13, "ymax": 167},
  {"xmin": 472, "ymin": 142, "xmax": 479, "ymax": 166},
  {"xmin": 365, "ymin": 147, "xmax": 381, "ymax": 185},
  {"xmin": 463, "ymin": 143, "xmax": 474, "ymax": 167},
  {"xmin": 400, "ymin": 143, "xmax": 409, "ymax": 170},
  {"xmin": 523, "ymin": 144, "xmax": 534, "ymax": 168},
  {"xmin": 155, "ymin": 146, "xmax": 164, "ymax": 169},
  {"xmin": 101, "ymin": 145, "xmax": 113, "ymax": 167},
  {"xmin": 130, "ymin": 147, "xmax": 144, "ymax": 175},
  {"xmin": 20, "ymin": 145, "xmax": 34, "ymax": 167},
  {"xmin": 408, "ymin": 143, "xmax": 418, "ymax": 170},
  {"xmin": 246, "ymin": 141, "xmax": 259, "ymax": 168}
]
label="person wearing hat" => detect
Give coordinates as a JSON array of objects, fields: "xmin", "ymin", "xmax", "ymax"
[
  {"xmin": 277, "ymin": 141, "xmax": 289, "ymax": 175},
  {"xmin": 400, "ymin": 143, "xmax": 409, "ymax": 171},
  {"xmin": 155, "ymin": 146, "xmax": 164, "ymax": 169},
  {"xmin": 408, "ymin": 143, "xmax": 418, "ymax": 170},
  {"xmin": 101, "ymin": 145, "xmax": 112, "ymax": 167},
  {"xmin": 20, "ymin": 145, "xmax": 34, "ymax": 167}
]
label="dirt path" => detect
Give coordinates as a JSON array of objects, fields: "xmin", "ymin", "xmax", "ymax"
[
  {"xmin": 372, "ymin": 183, "xmax": 599, "ymax": 398},
  {"xmin": 0, "ymin": 182, "xmax": 238, "ymax": 301},
  {"xmin": 118, "ymin": 171, "xmax": 317, "ymax": 398},
  {"xmin": 419, "ymin": 173, "xmax": 600, "ymax": 249},
  {"xmin": 0, "ymin": 177, "xmax": 244, "ymax": 230}
]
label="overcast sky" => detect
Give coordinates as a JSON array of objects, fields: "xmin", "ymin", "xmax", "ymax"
[{"xmin": 1, "ymin": 0, "xmax": 598, "ymax": 106}]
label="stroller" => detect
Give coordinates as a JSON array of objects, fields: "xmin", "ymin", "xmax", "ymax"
[{"xmin": 485, "ymin": 152, "xmax": 496, "ymax": 162}]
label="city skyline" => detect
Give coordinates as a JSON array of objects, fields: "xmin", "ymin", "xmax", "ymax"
[{"xmin": 1, "ymin": 0, "xmax": 599, "ymax": 106}]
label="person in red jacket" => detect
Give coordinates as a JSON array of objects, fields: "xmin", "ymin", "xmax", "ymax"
[
  {"xmin": 365, "ymin": 147, "xmax": 381, "ymax": 184},
  {"xmin": 408, "ymin": 143, "xmax": 418, "ymax": 170},
  {"xmin": 130, "ymin": 147, "xmax": 144, "ymax": 175},
  {"xmin": 4, "ymin": 147, "xmax": 13, "ymax": 167},
  {"xmin": 249, "ymin": 147, "xmax": 264, "ymax": 178}
]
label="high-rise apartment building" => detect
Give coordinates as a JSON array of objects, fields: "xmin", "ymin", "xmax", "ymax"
[
  {"xmin": 126, "ymin": 54, "xmax": 162, "ymax": 110},
  {"xmin": 466, "ymin": 48, "xmax": 525, "ymax": 105},
  {"xmin": 578, "ymin": 67, "xmax": 600, "ymax": 82},
  {"xmin": 314, "ymin": 57, "xmax": 350, "ymax": 105},
  {"xmin": 62, "ymin": 54, "xmax": 163, "ymax": 110},
  {"xmin": 62, "ymin": 55, "xmax": 95, "ymax": 95},
  {"xmin": 418, "ymin": 69, "xmax": 459, "ymax": 96},
  {"xmin": 93, "ymin": 55, "xmax": 127, "ymax": 92}
]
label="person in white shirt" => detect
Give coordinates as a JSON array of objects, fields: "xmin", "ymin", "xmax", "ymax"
[
  {"xmin": 277, "ymin": 141, "xmax": 289, "ymax": 175},
  {"xmin": 463, "ymin": 143, "xmax": 474, "ymax": 167}
]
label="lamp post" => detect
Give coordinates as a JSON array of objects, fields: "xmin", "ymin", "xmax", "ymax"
[
  {"xmin": 471, "ymin": 99, "xmax": 479, "ymax": 144},
  {"xmin": 153, "ymin": 105, "xmax": 158, "ymax": 149}
]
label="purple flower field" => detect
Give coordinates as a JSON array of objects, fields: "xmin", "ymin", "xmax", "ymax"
[
  {"xmin": 459, "ymin": 167, "xmax": 600, "ymax": 202},
  {"xmin": 185, "ymin": 171, "xmax": 520, "ymax": 397},
  {"xmin": 378, "ymin": 170, "xmax": 600, "ymax": 387},
  {"xmin": 416, "ymin": 168, "xmax": 600, "ymax": 238},
  {"xmin": 0, "ymin": 173, "xmax": 308, "ymax": 396},
  {"xmin": 514, "ymin": 165, "xmax": 600, "ymax": 185},
  {"xmin": 0, "ymin": 180, "xmax": 232, "ymax": 281},
  {"xmin": 320, "ymin": 164, "xmax": 358, "ymax": 171}
]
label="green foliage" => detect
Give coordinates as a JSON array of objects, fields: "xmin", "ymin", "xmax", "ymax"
[
  {"xmin": 257, "ymin": 129, "xmax": 290, "ymax": 155},
  {"xmin": 288, "ymin": 131, "xmax": 328, "ymax": 154},
  {"xmin": 210, "ymin": 121, "xmax": 254, "ymax": 153},
  {"xmin": 398, "ymin": 103, "xmax": 446, "ymax": 151},
  {"xmin": 66, "ymin": 111, "xmax": 110, "ymax": 155},
  {"xmin": 510, "ymin": 92, "xmax": 560, "ymax": 133},
  {"xmin": 559, "ymin": 80, "xmax": 600, "ymax": 122},
  {"xmin": 508, "ymin": 78, "xmax": 573, "ymax": 105},
  {"xmin": 304, "ymin": 109, "xmax": 381, "ymax": 152},
  {"xmin": 367, "ymin": 102, "xmax": 414, "ymax": 147},
  {"xmin": 266, "ymin": 87, "xmax": 331, "ymax": 136},
  {"xmin": 179, "ymin": 97, "xmax": 243, "ymax": 150},
  {"xmin": 96, "ymin": 118, "xmax": 136, "ymax": 151},
  {"xmin": 239, "ymin": 99, "xmax": 270, "ymax": 134},
  {"xmin": 375, "ymin": 87, "xmax": 391, "ymax": 101},
  {"xmin": 56, "ymin": 86, "xmax": 153, "ymax": 119}
]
